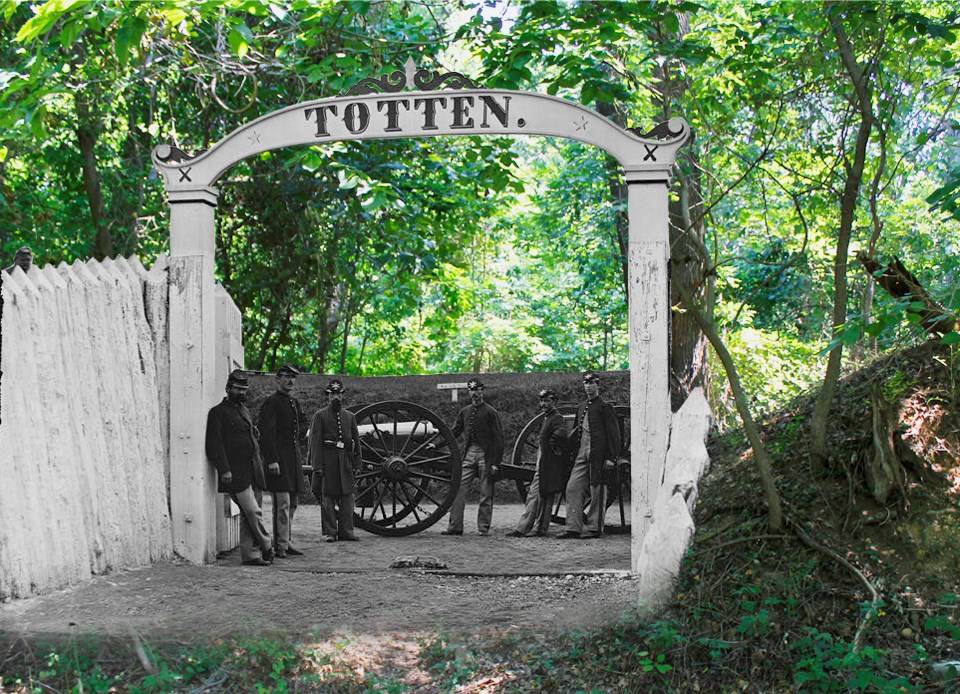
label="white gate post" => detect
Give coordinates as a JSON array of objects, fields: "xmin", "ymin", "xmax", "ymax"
[
  {"xmin": 167, "ymin": 189, "xmax": 220, "ymax": 563},
  {"xmin": 625, "ymin": 170, "xmax": 672, "ymax": 573}
]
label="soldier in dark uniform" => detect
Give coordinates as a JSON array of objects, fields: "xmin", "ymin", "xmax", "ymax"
[
  {"xmin": 205, "ymin": 369, "xmax": 274, "ymax": 566},
  {"xmin": 258, "ymin": 364, "xmax": 306, "ymax": 558},
  {"xmin": 442, "ymin": 378, "xmax": 504, "ymax": 536},
  {"xmin": 3, "ymin": 246, "xmax": 32, "ymax": 274},
  {"xmin": 558, "ymin": 371, "xmax": 621, "ymax": 539},
  {"xmin": 308, "ymin": 379, "xmax": 361, "ymax": 542},
  {"xmin": 507, "ymin": 388, "xmax": 568, "ymax": 537}
]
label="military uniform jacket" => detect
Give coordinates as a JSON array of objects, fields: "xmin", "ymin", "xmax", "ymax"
[
  {"xmin": 307, "ymin": 405, "xmax": 361, "ymax": 497},
  {"xmin": 258, "ymin": 391, "xmax": 306, "ymax": 493},
  {"xmin": 538, "ymin": 410, "xmax": 568, "ymax": 497},
  {"xmin": 570, "ymin": 397, "xmax": 621, "ymax": 485},
  {"xmin": 452, "ymin": 401, "xmax": 504, "ymax": 467},
  {"xmin": 205, "ymin": 398, "xmax": 266, "ymax": 494}
]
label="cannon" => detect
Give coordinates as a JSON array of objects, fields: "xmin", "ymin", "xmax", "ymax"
[
  {"xmin": 350, "ymin": 401, "xmax": 462, "ymax": 536},
  {"xmin": 302, "ymin": 399, "xmax": 629, "ymax": 536},
  {"xmin": 498, "ymin": 404, "xmax": 632, "ymax": 534}
]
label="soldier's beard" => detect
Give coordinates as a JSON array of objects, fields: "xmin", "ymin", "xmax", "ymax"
[{"xmin": 331, "ymin": 399, "xmax": 342, "ymax": 412}]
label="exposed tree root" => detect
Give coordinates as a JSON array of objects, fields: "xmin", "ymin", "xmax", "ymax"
[{"xmin": 786, "ymin": 516, "xmax": 880, "ymax": 654}]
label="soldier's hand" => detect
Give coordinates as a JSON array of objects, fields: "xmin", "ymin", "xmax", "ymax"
[
  {"xmin": 221, "ymin": 471, "xmax": 233, "ymax": 484},
  {"xmin": 268, "ymin": 462, "xmax": 280, "ymax": 475},
  {"xmin": 603, "ymin": 459, "xmax": 615, "ymax": 472}
]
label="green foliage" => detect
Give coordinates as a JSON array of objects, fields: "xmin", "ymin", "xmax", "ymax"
[
  {"xmin": 789, "ymin": 629, "xmax": 915, "ymax": 692},
  {"xmin": 419, "ymin": 634, "xmax": 483, "ymax": 686},
  {"xmin": 3, "ymin": 0, "xmax": 960, "ymax": 391},
  {"xmin": 711, "ymin": 327, "xmax": 821, "ymax": 427},
  {"xmin": 0, "ymin": 634, "xmax": 418, "ymax": 693}
]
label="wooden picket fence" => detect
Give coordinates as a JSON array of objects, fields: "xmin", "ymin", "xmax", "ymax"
[{"xmin": 0, "ymin": 256, "xmax": 173, "ymax": 600}]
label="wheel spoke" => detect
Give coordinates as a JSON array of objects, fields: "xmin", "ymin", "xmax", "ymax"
[
  {"xmin": 403, "ymin": 452, "xmax": 453, "ymax": 467},
  {"xmin": 370, "ymin": 420, "xmax": 394, "ymax": 457},
  {"xmin": 367, "ymin": 478, "xmax": 390, "ymax": 518},
  {"xmin": 355, "ymin": 478, "xmax": 380, "ymax": 504},
  {"xmin": 359, "ymin": 436, "xmax": 387, "ymax": 461},
  {"xmin": 355, "ymin": 469, "xmax": 382, "ymax": 483},
  {"xmin": 398, "ymin": 416, "xmax": 424, "ymax": 457},
  {"xmin": 397, "ymin": 482, "xmax": 425, "ymax": 522},
  {"xmin": 402, "ymin": 430, "xmax": 444, "ymax": 460},
  {"xmin": 404, "ymin": 477, "xmax": 445, "ymax": 508},
  {"xmin": 408, "ymin": 469, "xmax": 453, "ymax": 484}
]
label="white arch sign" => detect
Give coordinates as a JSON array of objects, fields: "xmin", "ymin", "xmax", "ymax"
[{"xmin": 152, "ymin": 64, "xmax": 691, "ymax": 572}]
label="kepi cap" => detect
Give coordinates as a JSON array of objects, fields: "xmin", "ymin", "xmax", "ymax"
[
  {"xmin": 582, "ymin": 370, "xmax": 601, "ymax": 384},
  {"xmin": 325, "ymin": 379, "xmax": 345, "ymax": 394},
  {"xmin": 538, "ymin": 388, "xmax": 558, "ymax": 400},
  {"xmin": 466, "ymin": 378, "xmax": 485, "ymax": 391},
  {"xmin": 276, "ymin": 364, "xmax": 300, "ymax": 377},
  {"xmin": 226, "ymin": 369, "xmax": 250, "ymax": 389}
]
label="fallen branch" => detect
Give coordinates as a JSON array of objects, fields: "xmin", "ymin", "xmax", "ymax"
[
  {"xmin": 690, "ymin": 534, "xmax": 794, "ymax": 556},
  {"xmin": 857, "ymin": 252, "xmax": 960, "ymax": 335},
  {"xmin": 129, "ymin": 629, "xmax": 156, "ymax": 676},
  {"xmin": 785, "ymin": 516, "xmax": 880, "ymax": 654}
]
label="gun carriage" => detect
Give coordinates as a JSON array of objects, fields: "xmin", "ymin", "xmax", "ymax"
[
  {"xmin": 303, "ymin": 400, "xmax": 631, "ymax": 536},
  {"xmin": 499, "ymin": 405, "xmax": 632, "ymax": 534}
]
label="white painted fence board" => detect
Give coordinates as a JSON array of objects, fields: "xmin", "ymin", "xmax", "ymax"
[
  {"xmin": 636, "ymin": 389, "xmax": 712, "ymax": 610},
  {"xmin": 113, "ymin": 258, "xmax": 172, "ymax": 559},
  {"xmin": 57, "ymin": 262, "xmax": 109, "ymax": 573},
  {"xmin": 144, "ymin": 254, "xmax": 171, "ymax": 495},
  {"xmin": 38, "ymin": 265, "xmax": 95, "ymax": 581},
  {"xmin": 0, "ymin": 256, "xmax": 174, "ymax": 599}
]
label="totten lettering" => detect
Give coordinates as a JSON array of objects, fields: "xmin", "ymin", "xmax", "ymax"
[{"xmin": 303, "ymin": 94, "xmax": 514, "ymax": 139}]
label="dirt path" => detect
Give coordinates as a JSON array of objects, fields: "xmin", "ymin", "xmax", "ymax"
[{"xmin": 0, "ymin": 503, "xmax": 638, "ymax": 642}]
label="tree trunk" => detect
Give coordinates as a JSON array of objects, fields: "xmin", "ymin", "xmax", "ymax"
[
  {"xmin": 866, "ymin": 382, "xmax": 907, "ymax": 507},
  {"xmin": 314, "ymin": 230, "xmax": 341, "ymax": 375},
  {"xmin": 677, "ymin": 283, "xmax": 782, "ymax": 531},
  {"xmin": 75, "ymin": 92, "xmax": 111, "ymax": 260},
  {"xmin": 339, "ymin": 304, "xmax": 352, "ymax": 374},
  {"xmin": 651, "ymin": 12, "xmax": 711, "ymax": 410},
  {"xmin": 116, "ymin": 91, "xmax": 152, "ymax": 255},
  {"xmin": 809, "ymin": 5, "xmax": 877, "ymax": 474},
  {"xmin": 670, "ymin": 163, "xmax": 711, "ymax": 410},
  {"xmin": 594, "ymin": 100, "xmax": 630, "ymax": 304}
]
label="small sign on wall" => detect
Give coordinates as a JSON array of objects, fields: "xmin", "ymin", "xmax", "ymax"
[{"xmin": 437, "ymin": 382, "xmax": 469, "ymax": 402}]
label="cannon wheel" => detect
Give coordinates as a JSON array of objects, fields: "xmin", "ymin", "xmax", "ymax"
[
  {"xmin": 507, "ymin": 404, "xmax": 631, "ymax": 534},
  {"xmin": 351, "ymin": 401, "xmax": 461, "ymax": 536}
]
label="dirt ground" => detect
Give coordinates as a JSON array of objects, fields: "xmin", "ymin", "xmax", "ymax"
[{"xmin": 0, "ymin": 501, "xmax": 637, "ymax": 644}]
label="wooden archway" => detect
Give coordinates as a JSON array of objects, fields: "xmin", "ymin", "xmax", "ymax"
[{"xmin": 152, "ymin": 63, "xmax": 690, "ymax": 571}]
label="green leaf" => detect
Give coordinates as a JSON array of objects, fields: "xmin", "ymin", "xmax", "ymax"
[
  {"xmin": 841, "ymin": 328, "xmax": 860, "ymax": 346},
  {"xmin": 16, "ymin": 0, "xmax": 87, "ymax": 43},
  {"xmin": 228, "ymin": 24, "xmax": 254, "ymax": 58},
  {"xmin": 941, "ymin": 332, "xmax": 960, "ymax": 345},
  {"xmin": 115, "ymin": 22, "xmax": 132, "ymax": 66}
]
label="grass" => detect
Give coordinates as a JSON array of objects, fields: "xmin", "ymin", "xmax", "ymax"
[{"xmin": 3, "ymin": 575, "xmax": 958, "ymax": 693}]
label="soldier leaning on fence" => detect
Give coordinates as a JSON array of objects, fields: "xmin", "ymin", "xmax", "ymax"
[
  {"xmin": 442, "ymin": 378, "xmax": 504, "ymax": 537},
  {"xmin": 258, "ymin": 364, "xmax": 307, "ymax": 558},
  {"xmin": 558, "ymin": 371, "xmax": 621, "ymax": 539},
  {"xmin": 507, "ymin": 388, "xmax": 568, "ymax": 538},
  {"xmin": 308, "ymin": 379, "xmax": 362, "ymax": 543},
  {"xmin": 205, "ymin": 369, "xmax": 274, "ymax": 566}
]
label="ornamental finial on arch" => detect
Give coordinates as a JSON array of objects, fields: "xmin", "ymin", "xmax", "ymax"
[
  {"xmin": 343, "ymin": 57, "xmax": 481, "ymax": 96},
  {"xmin": 627, "ymin": 118, "xmax": 689, "ymax": 142}
]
